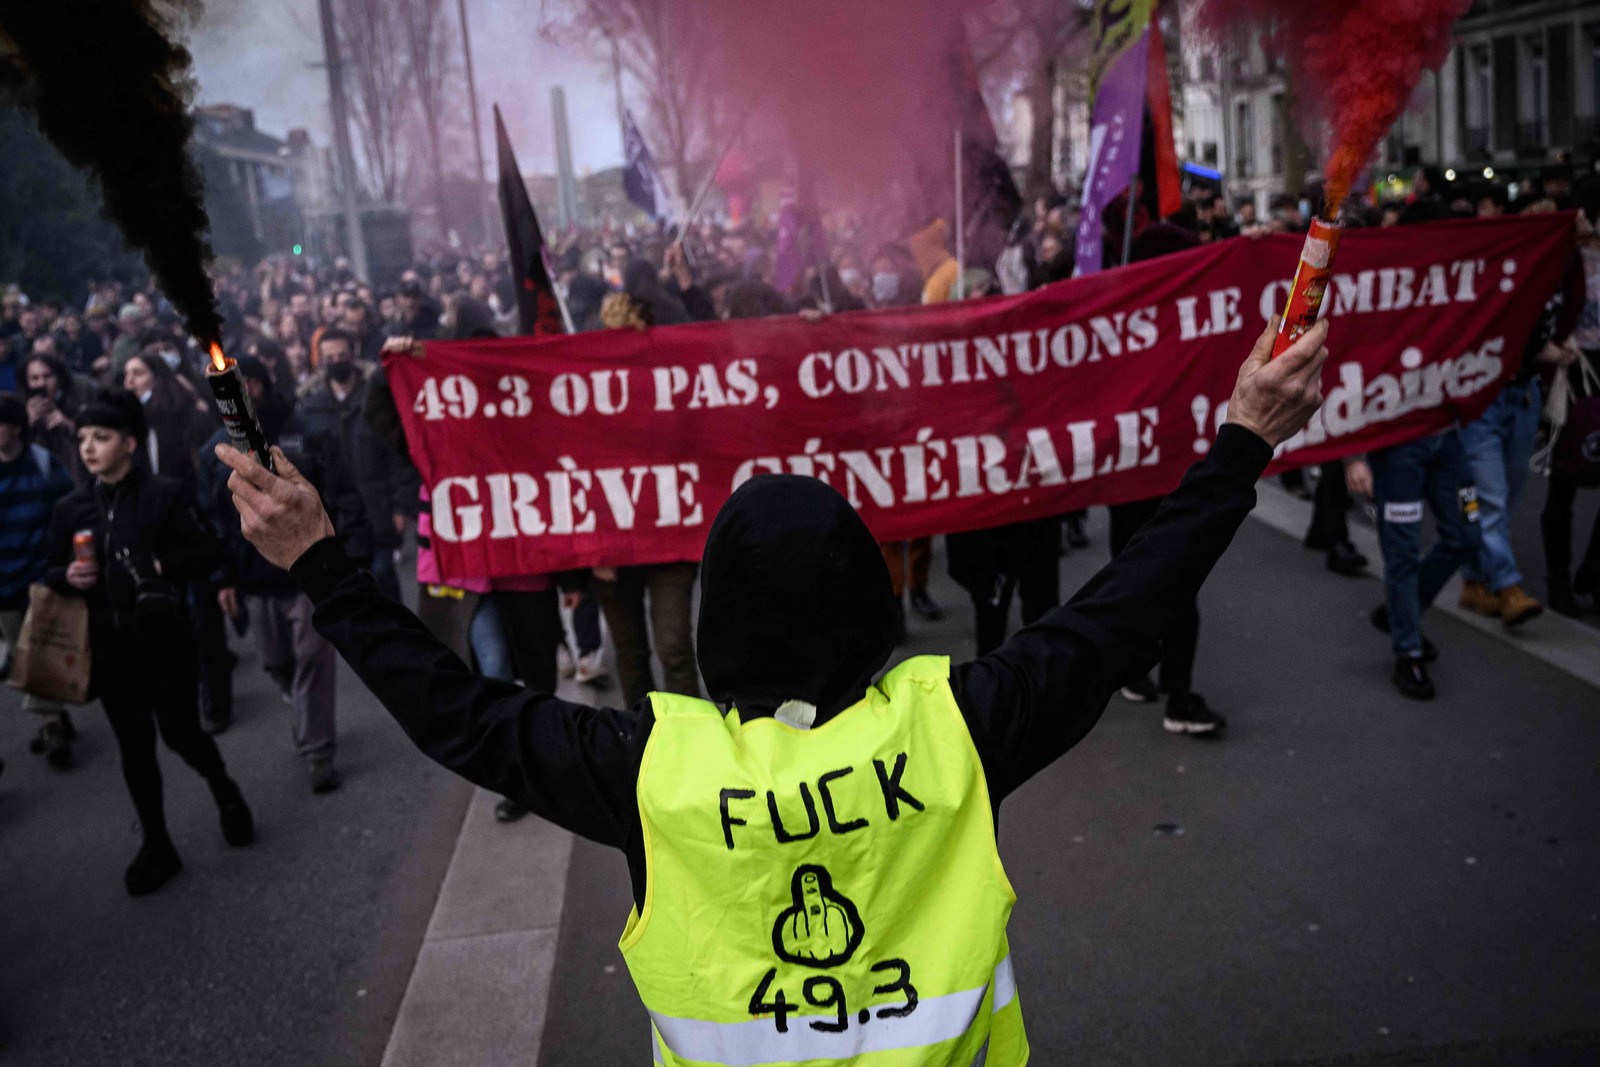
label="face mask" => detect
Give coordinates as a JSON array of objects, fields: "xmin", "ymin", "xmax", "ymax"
[
  {"xmin": 327, "ymin": 361, "xmax": 357, "ymax": 385},
  {"xmin": 159, "ymin": 349, "xmax": 182, "ymax": 369},
  {"xmin": 138, "ymin": 389, "xmax": 154, "ymax": 405},
  {"xmin": 871, "ymin": 272, "xmax": 900, "ymax": 303},
  {"xmin": 840, "ymin": 268, "xmax": 863, "ymax": 290}
]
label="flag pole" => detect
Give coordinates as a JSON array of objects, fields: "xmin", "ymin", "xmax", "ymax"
[
  {"xmin": 1121, "ymin": 183, "xmax": 1137, "ymax": 266},
  {"xmin": 814, "ymin": 208, "xmax": 834, "ymax": 311},
  {"xmin": 680, "ymin": 99, "xmax": 759, "ymax": 235},
  {"xmin": 954, "ymin": 126, "xmax": 966, "ymax": 300}
]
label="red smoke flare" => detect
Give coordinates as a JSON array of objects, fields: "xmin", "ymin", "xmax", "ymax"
[
  {"xmin": 694, "ymin": 0, "xmax": 966, "ymax": 203},
  {"xmin": 1195, "ymin": 0, "xmax": 1470, "ymax": 212}
]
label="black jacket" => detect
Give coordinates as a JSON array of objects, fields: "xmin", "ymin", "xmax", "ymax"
[
  {"xmin": 46, "ymin": 465, "xmax": 223, "ymax": 632},
  {"xmin": 297, "ymin": 370, "xmax": 407, "ymax": 553},
  {"xmin": 200, "ymin": 390, "xmax": 372, "ymax": 596},
  {"xmin": 294, "ymin": 424, "xmax": 1275, "ymax": 911},
  {"xmin": 139, "ymin": 395, "xmax": 215, "ymax": 497}
]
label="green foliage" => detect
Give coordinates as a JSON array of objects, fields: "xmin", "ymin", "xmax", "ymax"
[{"xmin": 0, "ymin": 102, "xmax": 142, "ymax": 300}]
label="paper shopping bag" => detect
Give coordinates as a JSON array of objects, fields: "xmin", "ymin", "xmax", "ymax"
[{"xmin": 7, "ymin": 584, "xmax": 91, "ymax": 705}]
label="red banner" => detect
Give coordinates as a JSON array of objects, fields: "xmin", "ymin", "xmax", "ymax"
[{"xmin": 387, "ymin": 214, "xmax": 1574, "ymax": 579}]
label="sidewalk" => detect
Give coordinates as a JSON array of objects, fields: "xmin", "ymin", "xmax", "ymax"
[
  {"xmin": 382, "ymin": 488, "xmax": 1600, "ymax": 1066},
  {"xmin": 380, "ymin": 788, "xmax": 574, "ymax": 1067}
]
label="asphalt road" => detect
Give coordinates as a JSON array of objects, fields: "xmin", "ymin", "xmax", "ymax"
[
  {"xmin": 538, "ymin": 509, "xmax": 1600, "ymax": 1067},
  {"xmin": 0, "ymin": 585, "xmax": 472, "ymax": 1067}
]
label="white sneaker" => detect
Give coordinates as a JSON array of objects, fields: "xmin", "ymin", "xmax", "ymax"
[
  {"xmin": 574, "ymin": 650, "xmax": 608, "ymax": 685},
  {"xmin": 556, "ymin": 644, "xmax": 576, "ymax": 679}
]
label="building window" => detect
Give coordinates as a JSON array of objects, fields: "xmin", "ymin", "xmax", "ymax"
[
  {"xmin": 1203, "ymin": 141, "xmax": 1219, "ymax": 165},
  {"xmin": 1200, "ymin": 54, "xmax": 1216, "ymax": 81},
  {"xmin": 1587, "ymin": 24, "xmax": 1600, "ymax": 139},
  {"xmin": 1465, "ymin": 43, "xmax": 1492, "ymax": 156},
  {"xmin": 1270, "ymin": 92, "xmax": 1286, "ymax": 175},
  {"xmin": 1519, "ymin": 32, "xmax": 1547, "ymax": 147},
  {"xmin": 1235, "ymin": 100, "xmax": 1254, "ymax": 178}
]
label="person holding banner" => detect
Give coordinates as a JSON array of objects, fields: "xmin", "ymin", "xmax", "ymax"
[
  {"xmin": 216, "ymin": 315, "xmax": 1330, "ymax": 1063},
  {"xmin": 1543, "ymin": 187, "xmax": 1600, "ymax": 617},
  {"xmin": 1346, "ymin": 202, "xmax": 1488, "ymax": 700},
  {"xmin": 1108, "ymin": 221, "xmax": 1225, "ymax": 736}
]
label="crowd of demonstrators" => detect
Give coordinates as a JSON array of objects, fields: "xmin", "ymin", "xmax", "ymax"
[{"xmin": 2, "ymin": 159, "xmax": 1599, "ymax": 895}]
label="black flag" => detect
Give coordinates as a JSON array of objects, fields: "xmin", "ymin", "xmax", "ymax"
[
  {"xmin": 952, "ymin": 40, "xmax": 1023, "ymax": 268},
  {"xmin": 495, "ymin": 105, "xmax": 566, "ymax": 336}
]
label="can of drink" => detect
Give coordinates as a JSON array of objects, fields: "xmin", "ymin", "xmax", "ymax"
[
  {"xmin": 1272, "ymin": 216, "xmax": 1343, "ymax": 358},
  {"xmin": 72, "ymin": 529, "xmax": 95, "ymax": 564}
]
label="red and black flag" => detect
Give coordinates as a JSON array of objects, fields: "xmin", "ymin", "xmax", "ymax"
[
  {"xmin": 494, "ymin": 105, "xmax": 566, "ymax": 337},
  {"xmin": 1145, "ymin": 16, "xmax": 1183, "ymax": 220}
]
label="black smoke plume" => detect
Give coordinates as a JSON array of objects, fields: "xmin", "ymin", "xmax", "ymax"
[{"xmin": 0, "ymin": 1, "xmax": 221, "ymax": 342}]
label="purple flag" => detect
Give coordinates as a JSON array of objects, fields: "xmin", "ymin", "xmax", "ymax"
[{"xmin": 1073, "ymin": 27, "xmax": 1150, "ymax": 277}]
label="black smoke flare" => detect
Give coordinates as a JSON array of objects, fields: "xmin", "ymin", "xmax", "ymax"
[{"xmin": 0, "ymin": 1, "xmax": 221, "ymax": 343}]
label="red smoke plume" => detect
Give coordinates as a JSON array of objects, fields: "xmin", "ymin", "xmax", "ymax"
[
  {"xmin": 1195, "ymin": 0, "xmax": 1470, "ymax": 212},
  {"xmin": 691, "ymin": 1, "xmax": 974, "ymax": 210}
]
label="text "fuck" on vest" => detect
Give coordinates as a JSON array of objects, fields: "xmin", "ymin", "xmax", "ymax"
[{"xmin": 718, "ymin": 753, "xmax": 923, "ymax": 850}]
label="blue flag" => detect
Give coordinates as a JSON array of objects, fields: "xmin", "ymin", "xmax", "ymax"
[{"xmin": 623, "ymin": 110, "xmax": 671, "ymax": 222}]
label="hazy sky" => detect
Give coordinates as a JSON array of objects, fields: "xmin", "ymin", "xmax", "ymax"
[{"xmin": 187, "ymin": 0, "xmax": 626, "ymax": 178}]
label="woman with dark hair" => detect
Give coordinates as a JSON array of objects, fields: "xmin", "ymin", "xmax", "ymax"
[
  {"xmin": 122, "ymin": 350, "xmax": 213, "ymax": 493},
  {"xmin": 45, "ymin": 391, "xmax": 253, "ymax": 895},
  {"xmin": 24, "ymin": 353, "xmax": 83, "ymax": 482},
  {"xmin": 245, "ymin": 336, "xmax": 298, "ymax": 398}
]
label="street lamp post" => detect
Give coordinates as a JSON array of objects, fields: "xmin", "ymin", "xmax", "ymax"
[{"xmin": 315, "ymin": 0, "xmax": 370, "ymax": 282}]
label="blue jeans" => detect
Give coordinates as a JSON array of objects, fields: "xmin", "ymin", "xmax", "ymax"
[
  {"xmin": 1371, "ymin": 431, "xmax": 1483, "ymax": 657},
  {"xmin": 1460, "ymin": 381, "xmax": 1541, "ymax": 591},
  {"xmin": 370, "ymin": 548, "xmax": 402, "ymax": 602},
  {"xmin": 469, "ymin": 597, "xmax": 515, "ymax": 682}
]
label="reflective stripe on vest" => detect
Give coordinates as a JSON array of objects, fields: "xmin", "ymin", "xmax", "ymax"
[
  {"xmin": 623, "ymin": 655, "xmax": 1027, "ymax": 1066},
  {"xmin": 648, "ymin": 956, "xmax": 1016, "ymax": 1065}
]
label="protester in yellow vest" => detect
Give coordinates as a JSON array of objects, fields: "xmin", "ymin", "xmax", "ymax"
[{"xmin": 217, "ymin": 318, "xmax": 1331, "ymax": 1065}]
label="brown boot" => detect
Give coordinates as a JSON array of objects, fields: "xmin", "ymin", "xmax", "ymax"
[
  {"xmin": 1498, "ymin": 584, "xmax": 1543, "ymax": 628},
  {"xmin": 1459, "ymin": 580, "xmax": 1499, "ymax": 616}
]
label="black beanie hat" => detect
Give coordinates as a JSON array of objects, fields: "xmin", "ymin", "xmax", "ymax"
[
  {"xmin": 75, "ymin": 389, "xmax": 147, "ymax": 442},
  {"xmin": 0, "ymin": 392, "xmax": 26, "ymax": 429}
]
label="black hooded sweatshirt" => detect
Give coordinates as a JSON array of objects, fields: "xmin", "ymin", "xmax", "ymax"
[{"xmin": 292, "ymin": 424, "xmax": 1275, "ymax": 910}]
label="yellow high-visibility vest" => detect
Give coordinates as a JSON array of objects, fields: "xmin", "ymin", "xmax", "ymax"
[{"xmin": 621, "ymin": 655, "xmax": 1027, "ymax": 1065}]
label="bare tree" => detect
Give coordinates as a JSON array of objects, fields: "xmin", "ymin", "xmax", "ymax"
[
  {"xmin": 334, "ymin": 0, "xmax": 412, "ymax": 202},
  {"xmin": 546, "ymin": 0, "xmax": 729, "ymax": 210},
  {"xmin": 967, "ymin": 0, "xmax": 1092, "ymax": 198},
  {"xmin": 398, "ymin": 0, "xmax": 462, "ymax": 236}
]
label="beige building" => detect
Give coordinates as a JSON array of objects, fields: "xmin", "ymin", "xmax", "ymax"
[
  {"xmin": 1433, "ymin": 0, "xmax": 1599, "ymax": 178},
  {"xmin": 1180, "ymin": 1, "xmax": 1600, "ymax": 207}
]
